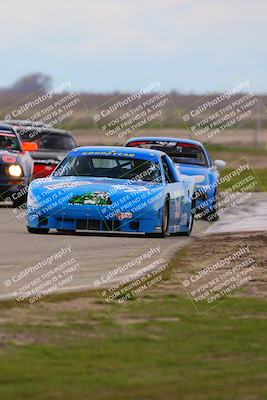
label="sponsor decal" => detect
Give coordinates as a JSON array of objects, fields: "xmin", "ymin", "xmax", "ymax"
[
  {"xmin": 44, "ymin": 181, "xmax": 91, "ymax": 190},
  {"xmin": 80, "ymin": 150, "xmax": 136, "ymax": 158},
  {"xmin": 34, "ymin": 159, "xmax": 60, "ymax": 165},
  {"xmin": 69, "ymin": 191, "xmax": 112, "ymax": 206},
  {"xmin": 113, "ymin": 184, "xmax": 149, "ymax": 193},
  {"xmin": 116, "ymin": 212, "xmax": 132, "ymax": 220},
  {"xmin": 2, "ymin": 155, "xmax": 17, "ymax": 163},
  {"xmin": 156, "ymin": 141, "xmax": 176, "ymax": 147}
]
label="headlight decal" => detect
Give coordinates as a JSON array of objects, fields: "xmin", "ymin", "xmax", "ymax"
[{"xmin": 193, "ymin": 175, "xmax": 206, "ymax": 184}]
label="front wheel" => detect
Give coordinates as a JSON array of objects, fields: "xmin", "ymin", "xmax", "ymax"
[
  {"xmin": 179, "ymin": 210, "xmax": 194, "ymax": 236},
  {"xmin": 27, "ymin": 227, "xmax": 49, "ymax": 234},
  {"xmin": 146, "ymin": 199, "xmax": 169, "ymax": 238},
  {"xmin": 175, "ymin": 202, "xmax": 195, "ymax": 237}
]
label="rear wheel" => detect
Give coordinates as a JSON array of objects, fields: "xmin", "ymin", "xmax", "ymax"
[
  {"xmin": 27, "ymin": 227, "xmax": 49, "ymax": 234},
  {"xmin": 205, "ymin": 191, "xmax": 219, "ymax": 222}
]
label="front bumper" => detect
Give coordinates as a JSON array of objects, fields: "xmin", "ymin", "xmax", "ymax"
[{"xmin": 27, "ymin": 208, "xmax": 162, "ymax": 234}]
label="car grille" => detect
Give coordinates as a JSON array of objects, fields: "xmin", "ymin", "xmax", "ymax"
[
  {"xmin": 102, "ymin": 220, "xmax": 120, "ymax": 231},
  {"xmin": 76, "ymin": 219, "xmax": 101, "ymax": 231},
  {"xmin": 56, "ymin": 218, "xmax": 120, "ymax": 232}
]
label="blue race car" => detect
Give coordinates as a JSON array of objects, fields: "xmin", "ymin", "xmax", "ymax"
[
  {"xmin": 0, "ymin": 124, "xmax": 34, "ymax": 207},
  {"xmin": 27, "ymin": 146, "xmax": 196, "ymax": 237},
  {"xmin": 125, "ymin": 137, "xmax": 226, "ymax": 221}
]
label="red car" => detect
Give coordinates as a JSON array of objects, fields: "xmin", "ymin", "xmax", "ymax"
[
  {"xmin": 0, "ymin": 124, "xmax": 34, "ymax": 207},
  {"xmin": 15, "ymin": 127, "xmax": 77, "ymax": 178}
]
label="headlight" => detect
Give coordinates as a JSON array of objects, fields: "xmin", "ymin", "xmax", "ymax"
[
  {"xmin": 193, "ymin": 175, "xmax": 206, "ymax": 184},
  {"xmin": 8, "ymin": 164, "xmax": 23, "ymax": 177}
]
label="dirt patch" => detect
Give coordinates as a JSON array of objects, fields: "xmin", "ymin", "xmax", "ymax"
[
  {"xmin": 116, "ymin": 317, "xmax": 180, "ymax": 325},
  {"xmin": 0, "ymin": 295, "xmax": 111, "ymax": 347},
  {"xmin": 44, "ymin": 296, "xmax": 105, "ymax": 313},
  {"xmin": 166, "ymin": 231, "xmax": 267, "ymax": 300}
]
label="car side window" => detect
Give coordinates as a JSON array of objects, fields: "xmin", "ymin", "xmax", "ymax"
[{"xmin": 161, "ymin": 156, "xmax": 176, "ymax": 183}]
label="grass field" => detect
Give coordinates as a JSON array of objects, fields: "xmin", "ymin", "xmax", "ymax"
[
  {"xmin": 0, "ymin": 233, "xmax": 267, "ymax": 400},
  {"xmin": 1, "ymin": 297, "xmax": 267, "ymax": 400},
  {"xmin": 208, "ymin": 144, "xmax": 267, "ymax": 191},
  {"xmin": 219, "ymin": 167, "xmax": 267, "ymax": 191}
]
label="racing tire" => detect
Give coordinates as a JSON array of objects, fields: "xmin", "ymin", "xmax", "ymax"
[
  {"xmin": 205, "ymin": 191, "xmax": 219, "ymax": 222},
  {"xmin": 27, "ymin": 227, "xmax": 49, "ymax": 234},
  {"xmin": 146, "ymin": 198, "xmax": 169, "ymax": 238},
  {"xmin": 177, "ymin": 202, "xmax": 195, "ymax": 237}
]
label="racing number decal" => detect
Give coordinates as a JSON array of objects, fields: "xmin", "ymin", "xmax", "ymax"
[
  {"xmin": 2, "ymin": 155, "xmax": 16, "ymax": 163},
  {"xmin": 174, "ymin": 198, "xmax": 181, "ymax": 219}
]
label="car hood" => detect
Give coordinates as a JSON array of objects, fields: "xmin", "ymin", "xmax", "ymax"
[
  {"xmin": 35, "ymin": 176, "xmax": 161, "ymax": 191},
  {"xmin": 30, "ymin": 176, "xmax": 165, "ymax": 212}
]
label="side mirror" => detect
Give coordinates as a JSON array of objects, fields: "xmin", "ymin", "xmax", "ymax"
[
  {"xmin": 214, "ymin": 160, "xmax": 226, "ymax": 170},
  {"xmin": 22, "ymin": 142, "xmax": 38, "ymax": 152}
]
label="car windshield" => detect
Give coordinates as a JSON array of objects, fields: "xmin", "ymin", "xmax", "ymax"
[
  {"xmin": 17, "ymin": 130, "xmax": 76, "ymax": 151},
  {"xmin": 0, "ymin": 121, "xmax": 46, "ymax": 128},
  {"xmin": 37, "ymin": 134, "xmax": 76, "ymax": 150},
  {"xmin": 127, "ymin": 141, "xmax": 208, "ymax": 166},
  {"xmin": 0, "ymin": 132, "xmax": 21, "ymax": 152},
  {"xmin": 54, "ymin": 155, "xmax": 161, "ymax": 182}
]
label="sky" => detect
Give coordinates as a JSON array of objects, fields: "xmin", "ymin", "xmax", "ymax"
[{"xmin": 0, "ymin": 0, "xmax": 266, "ymax": 94}]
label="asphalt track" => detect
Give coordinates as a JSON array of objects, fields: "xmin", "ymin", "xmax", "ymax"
[{"xmin": 0, "ymin": 192, "xmax": 266, "ymax": 301}]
